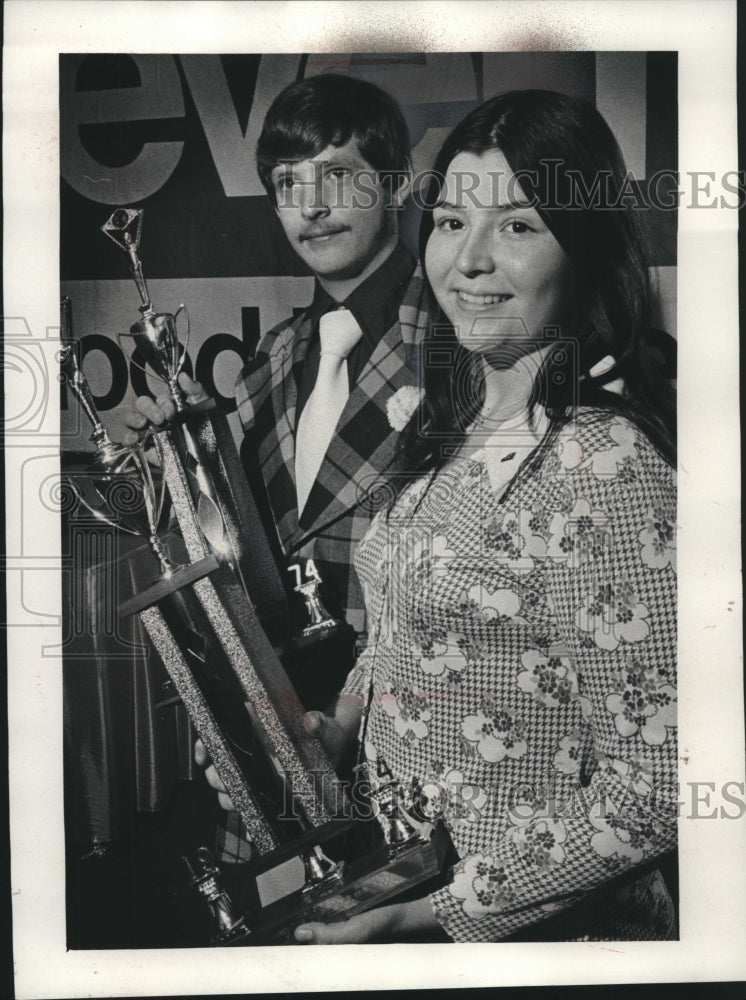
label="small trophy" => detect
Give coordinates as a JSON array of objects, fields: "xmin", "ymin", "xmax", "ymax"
[
  {"xmin": 183, "ymin": 848, "xmax": 252, "ymax": 946},
  {"xmin": 286, "ymin": 559, "xmax": 347, "ymax": 650},
  {"xmin": 279, "ymin": 558, "xmax": 358, "ymax": 712}
]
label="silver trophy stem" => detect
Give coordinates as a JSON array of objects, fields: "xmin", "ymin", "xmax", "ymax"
[
  {"xmin": 166, "ymin": 374, "xmax": 186, "ymax": 411},
  {"xmin": 148, "ymin": 533, "xmax": 179, "ymax": 577},
  {"xmin": 184, "ymin": 848, "xmax": 251, "ymax": 946},
  {"xmin": 125, "ymin": 238, "xmax": 152, "ymax": 313},
  {"xmin": 59, "ymin": 333, "xmax": 123, "ymax": 467}
]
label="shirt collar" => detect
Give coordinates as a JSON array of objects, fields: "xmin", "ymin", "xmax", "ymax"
[{"xmin": 473, "ymin": 404, "xmax": 550, "ymax": 500}]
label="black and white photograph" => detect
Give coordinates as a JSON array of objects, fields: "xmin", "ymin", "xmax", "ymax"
[{"xmin": 3, "ymin": 1, "xmax": 744, "ymax": 996}]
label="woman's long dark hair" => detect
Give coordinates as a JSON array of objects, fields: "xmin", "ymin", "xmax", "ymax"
[{"xmin": 399, "ymin": 89, "xmax": 676, "ymax": 476}]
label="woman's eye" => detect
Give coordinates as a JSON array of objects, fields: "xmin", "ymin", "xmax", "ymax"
[
  {"xmin": 328, "ymin": 168, "xmax": 350, "ymax": 180},
  {"xmin": 504, "ymin": 219, "xmax": 533, "ymax": 234},
  {"xmin": 276, "ymin": 176, "xmax": 295, "ymax": 191},
  {"xmin": 434, "ymin": 217, "xmax": 464, "ymax": 232}
]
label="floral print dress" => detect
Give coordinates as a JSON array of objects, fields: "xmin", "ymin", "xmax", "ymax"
[{"xmin": 344, "ymin": 407, "xmax": 677, "ymax": 941}]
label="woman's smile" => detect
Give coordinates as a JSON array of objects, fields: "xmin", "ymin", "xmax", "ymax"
[{"xmin": 454, "ymin": 290, "xmax": 514, "ymax": 310}]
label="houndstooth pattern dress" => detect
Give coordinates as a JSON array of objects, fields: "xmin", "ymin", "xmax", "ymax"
[{"xmin": 345, "ymin": 407, "xmax": 677, "ymax": 941}]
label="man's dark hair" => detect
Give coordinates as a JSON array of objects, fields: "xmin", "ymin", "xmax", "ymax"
[{"xmin": 256, "ymin": 73, "xmax": 411, "ymax": 204}]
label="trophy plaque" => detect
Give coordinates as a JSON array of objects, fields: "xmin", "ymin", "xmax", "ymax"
[{"xmin": 60, "ymin": 210, "xmax": 450, "ymax": 944}]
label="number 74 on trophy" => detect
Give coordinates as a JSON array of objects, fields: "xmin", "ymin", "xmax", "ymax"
[{"xmin": 287, "ymin": 560, "xmax": 322, "ymax": 590}]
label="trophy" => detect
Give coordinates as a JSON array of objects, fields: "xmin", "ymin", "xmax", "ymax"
[
  {"xmin": 286, "ymin": 558, "xmax": 350, "ymax": 649},
  {"xmin": 60, "ymin": 297, "xmax": 176, "ymax": 577},
  {"xmin": 60, "ymin": 310, "xmax": 357, "ymax": 937},
  {"xmin": 101, "ymin": 208, "xmax": 189, "ymax": 411},
  {"xmin": 60, "ymin": 211, "xmax": 450, "ymax": 944},
  {"xmin": 101, "ymin": 208, "xmax": 289, "ymax": 641},
  {"xmin": 102, "ymin": 208, "xmax": 358, "ymax": 661}
]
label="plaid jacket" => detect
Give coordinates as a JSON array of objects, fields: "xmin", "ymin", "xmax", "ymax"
[{"xmin": 235, "ymin": 266, "xmax": 430, "ymax": 639}]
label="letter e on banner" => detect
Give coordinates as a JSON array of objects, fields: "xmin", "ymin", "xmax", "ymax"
[{"xmin": 60, "ymin": 55, "xmax": 185, "ymax": 204}]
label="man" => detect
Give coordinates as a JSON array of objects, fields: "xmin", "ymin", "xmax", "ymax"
[
  {"xmin": 127, "ymin": 73, "xmax": 430, "ymax": 860},
  {"xmin": 238, "ymin": 73, "xmax": 428, "ymax": 705}
]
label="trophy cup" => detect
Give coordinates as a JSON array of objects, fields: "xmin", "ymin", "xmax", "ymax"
[{"xmin": 63, "ymin": 209, "xmax": 450, "ymax": 944}]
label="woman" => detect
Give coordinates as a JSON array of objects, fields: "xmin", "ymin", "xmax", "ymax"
[{"xmin": 291, "ymin": 90, "xmax": 677, "ymax": 945}]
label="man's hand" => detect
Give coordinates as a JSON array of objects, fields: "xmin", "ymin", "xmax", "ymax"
[
  {"xmin": 304, "ymin": 693, "xmax": 364, "ymax": 767},
  {"xmin": 123, "ymin": 372, "xmax": 207, "ymax": 445},
  {"xmin": 193, "ymin": 695, "xmax": 363, "ymax": 810},
  {"xmin": 194, "ymin": 737, "xmax": 235, "ymax": 812},
  {"xmin": 303, "ymin": 709, "xmax": 354, "ymax": 768},
  {"xmin": 192, "ymin": 711, "xmax": 344, "ymax": 811}
]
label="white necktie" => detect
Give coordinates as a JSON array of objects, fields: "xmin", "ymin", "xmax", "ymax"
[{"xmin": 295, "ymin": 308, "xmax": 363, "ymax": 514}]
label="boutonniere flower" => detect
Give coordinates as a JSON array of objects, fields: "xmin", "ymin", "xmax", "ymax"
[{"xmin": 386, "ymin": 386, "xmax": 424, "ymax": 431}]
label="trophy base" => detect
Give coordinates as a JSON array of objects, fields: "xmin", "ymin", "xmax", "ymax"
[
  {"xmin": 212, "ymin": 922, "xmax": 253, "ymax": 947},
  {"xmin": 240, "ymin": 821, "xmax": 451, "ymax": 944},
  {"xmin": 288, "ymin": 619, "xmax": 345, "ymax": 650}
]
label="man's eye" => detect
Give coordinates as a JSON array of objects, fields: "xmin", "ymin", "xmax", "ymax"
[
  {"xmin": 275, "ymin": 176, "xmax": 295, "ymax": 191},
  {"xmin": 328, "ymin": 167, "xmax": 350, "ymax": 180}
]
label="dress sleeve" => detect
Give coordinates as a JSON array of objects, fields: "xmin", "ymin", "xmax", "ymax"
[{"xmin": 428, "ymin": 413, "xmax": 677, "ymax": 940}]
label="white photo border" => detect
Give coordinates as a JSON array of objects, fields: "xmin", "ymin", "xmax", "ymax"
[{"xmin": 4, "ymin": 1, "xmax": 743, "ymax": 996}]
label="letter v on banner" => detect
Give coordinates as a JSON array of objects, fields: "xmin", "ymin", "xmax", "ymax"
[{"xmin": 180, "ymin": 55, "xmax": 303, "ymax": 198}]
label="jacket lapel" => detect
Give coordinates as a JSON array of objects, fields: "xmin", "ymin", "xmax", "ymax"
[{"xmin": 257, "ymin": 314, "xmax": 313, "ymax": 550}]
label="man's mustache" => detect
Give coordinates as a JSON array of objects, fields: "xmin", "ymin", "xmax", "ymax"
[{"xmin": 299, "ymin": 226, "xmax": 350, "ymax": 242}]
